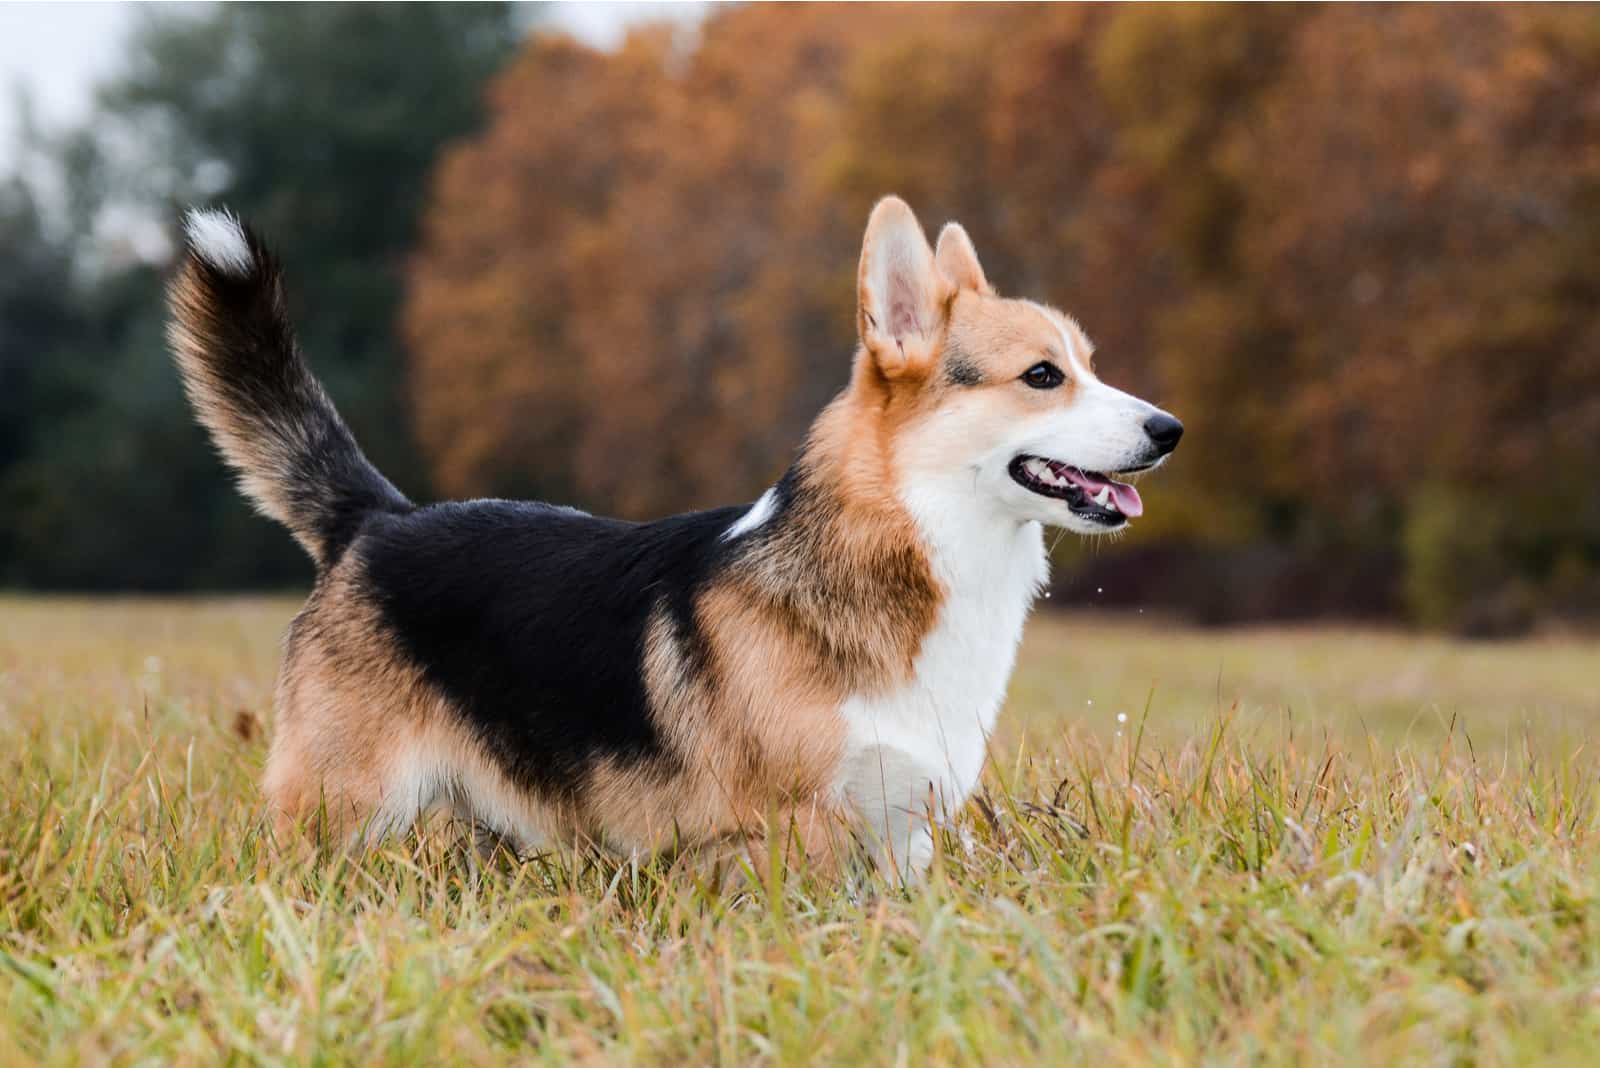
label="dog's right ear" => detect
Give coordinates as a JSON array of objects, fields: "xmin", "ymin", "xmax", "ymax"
[
  {"xmin": 935, "ymin": 222, "xmax": 991, "ymax": 295},
  {"xmin": 857, "ymin": 196, "xmax": 951, "ymax": 380}
]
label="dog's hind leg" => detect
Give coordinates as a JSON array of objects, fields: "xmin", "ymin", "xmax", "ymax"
[
  {"xmin": 264, "ymin": 657, "xmax": 434, "ymax": 849},
  {"xmin": 261, "ymin": 713, "xmax": 396, "ymax": 849}
]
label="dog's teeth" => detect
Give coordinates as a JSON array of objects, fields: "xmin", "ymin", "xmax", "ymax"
[{"xmin": 1093, "ymin": 487, "xmax": 1111, "ymax": 507}]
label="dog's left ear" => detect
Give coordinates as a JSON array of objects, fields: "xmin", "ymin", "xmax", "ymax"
[
  {"xmin": 935, "ymin": 223, "xmax": 991, "ymax": 295},
  {"xmin": 858, "ymin": 196, "xmax": 951, "ymax": 379}
]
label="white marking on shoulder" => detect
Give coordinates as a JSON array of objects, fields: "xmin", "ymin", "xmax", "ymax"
[
  {"xmin": 723, "ymin": 486, "xmax": 779, "ymax": 540},
  {"xmin": 184, "ymin": 208, "xmax": 253, "ymax": 276}
]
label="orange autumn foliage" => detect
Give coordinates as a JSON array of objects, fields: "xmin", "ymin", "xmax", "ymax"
[{"xmin": 406, "ymin": 4, "xmax": 1600, "ymax": 627}]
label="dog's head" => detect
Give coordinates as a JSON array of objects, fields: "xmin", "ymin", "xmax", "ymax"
[{"xmin": 854, "ymin": 197, "xmax": 1181, "ymax": 535}]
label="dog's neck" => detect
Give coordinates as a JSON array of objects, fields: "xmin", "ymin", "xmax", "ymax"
[
  {"xmin": 797, "ymin": 363, "xmax": 1035, "ymax": 586},
  {"xmin": 726, "ymin": 370, "xmax": 1041, "ymax": 691}
]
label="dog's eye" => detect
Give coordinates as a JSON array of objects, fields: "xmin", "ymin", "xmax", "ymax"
[{"xmin": 1021, "ymin": 361, "xmax": 1065, "ymax": 390}]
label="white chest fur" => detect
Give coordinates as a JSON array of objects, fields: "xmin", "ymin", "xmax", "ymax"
[{"xmin": 834, "ymin": 484, "xmax": 1048, "ymax": 871}]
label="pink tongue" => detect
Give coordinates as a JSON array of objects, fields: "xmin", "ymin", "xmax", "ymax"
[
  {"xmin": 1059, "ymin": 465, "xmax": 1144, "ymax": 518},
  {"xmin": 1108, "ymin": 481, "xmax": 1143, "ymax": 518}
]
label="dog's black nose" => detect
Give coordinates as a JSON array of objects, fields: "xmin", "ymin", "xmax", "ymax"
[{"xmin": 1144, "ymin": 413, "xmax": 1184, "ymax": 455}]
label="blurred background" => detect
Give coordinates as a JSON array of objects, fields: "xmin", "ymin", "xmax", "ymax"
[{"xmin": 0, "ymin": 2, "xmax": 1596, "ymax": 636}]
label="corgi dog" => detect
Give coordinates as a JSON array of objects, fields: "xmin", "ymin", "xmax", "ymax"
[{"xmin": 168, "ymin": 197, "xmax": 1181, "ymax": 878}]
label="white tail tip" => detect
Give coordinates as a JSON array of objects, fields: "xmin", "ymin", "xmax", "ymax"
[{"xmin": 184, "ymin": 208, "xmax": 253, "ymax": 276}]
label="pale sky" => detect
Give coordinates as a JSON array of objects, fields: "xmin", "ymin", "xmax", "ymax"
[{"xmin": 0, "ymin": 2, "xmax": 709, "ymax": 167}]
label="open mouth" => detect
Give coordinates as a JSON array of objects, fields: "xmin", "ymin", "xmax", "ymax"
[{"xmin": 1008, "ymin": 455, "xmax": 1144, "ymax": 525}]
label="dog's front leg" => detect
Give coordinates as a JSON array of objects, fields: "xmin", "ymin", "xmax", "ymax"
[{"xmin": 836, "ymin": 744, "xmax": 948, "ymax": 882}]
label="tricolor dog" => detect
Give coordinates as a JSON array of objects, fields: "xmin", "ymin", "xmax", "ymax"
[{"xmin": 168, "ymin": 197, "xmax": 1182, "ymax": 878}]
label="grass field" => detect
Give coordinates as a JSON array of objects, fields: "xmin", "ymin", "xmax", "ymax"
[{"xmin": 2, "ymin": 596, "xmax": 1599, "ymax": 1064}]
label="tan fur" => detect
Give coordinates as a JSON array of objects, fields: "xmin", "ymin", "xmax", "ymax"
[
  {"xmin": 951, "ymin": 293, "xmax": 1093, "ymax": 389},
  {"xmin": 267, "ymin": 564, "xmax": 428, "ymax": 840},
  {"xmin": 934, "ymin": 222, "xmax": 991, "ymax": 295}
]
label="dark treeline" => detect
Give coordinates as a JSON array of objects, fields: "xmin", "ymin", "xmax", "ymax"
[
  {"xmin": 3, "ymin": 4, "xmax": 1599, "ymax": 634},
  {"xmin": 1, "ymin": 4, "xmax": 520, "ymax": 588}
]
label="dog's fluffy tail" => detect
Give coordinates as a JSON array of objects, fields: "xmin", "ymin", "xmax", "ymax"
[{"xmin": 167, "ymin": 208, "xmax": 411, "ymax": 567}]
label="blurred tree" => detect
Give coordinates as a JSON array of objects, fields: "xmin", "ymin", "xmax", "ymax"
[
  {"xmin": 0, "ymin": 3, "xmax": 522, "ymax": 588},
  {"xmin": 0, "ymin": 178, "xmax": 78, "ymax": 583},
  {"xmin": 0, "ymin": 179, "xmax": 73, "ymax": 481},
  {"xmin": 1201, "ymin": 5, "xmax": 1600, "ymax": 620},
  {"xmin": 407, "ymin": 31, "xmax": 672, "ymax": 506},
  {"xmin": 101, "ymin": 3, "xmax": 520, "ymax": 487},
  {"xmin": 412, "ymin": 8, "xmax": 925, "ymax": 514}
]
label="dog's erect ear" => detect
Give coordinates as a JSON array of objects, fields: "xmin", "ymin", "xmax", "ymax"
[
  {"xmin": 935, "ymin": 222, "xmax": 991, "ymax": 295},
  {"xmin": 858, "ymin": 196, "xmax": 951, "ymax": 379}
]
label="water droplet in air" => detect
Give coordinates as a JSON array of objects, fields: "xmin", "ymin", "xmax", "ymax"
[
  {"xmin": 1117, "ymin": 712, "xmax": 1128, "ymax": 723},
  {"xmin": 1096, "ymin": 587, "xmax": 1104, "ymax": 595}
]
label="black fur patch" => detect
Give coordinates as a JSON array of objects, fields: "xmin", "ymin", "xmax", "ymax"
[
  {"xmin": 944, "ymin": 341, "xmax": 983, "ymax": 387},
  {"xmin": 357, "ymin": 498, "xmax": 760, "ymax": 800}
]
